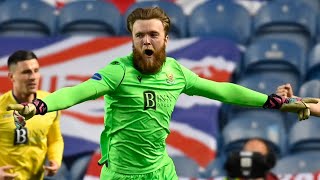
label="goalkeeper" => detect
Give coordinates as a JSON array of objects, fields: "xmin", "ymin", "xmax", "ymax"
[{"xmin": 7, "ymin": 7, "xmax": 317, "ymax": 180}]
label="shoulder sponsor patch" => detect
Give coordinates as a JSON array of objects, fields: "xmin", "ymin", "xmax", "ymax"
[{"xmin": 91, "ymin": 73, "xmax": 102, "ymax": 80}]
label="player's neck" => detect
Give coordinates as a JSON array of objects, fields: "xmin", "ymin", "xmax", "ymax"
[{"xmin": 12, "ymin": 90, "xmax": 35, "ymax": 103}]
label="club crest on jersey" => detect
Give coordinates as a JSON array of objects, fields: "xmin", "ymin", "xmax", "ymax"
[
  {"xmin": 166, "ymin": 73, "xmax": 175, "ymax": 84},
  {"xmin": 91, "ymin": 73, "xmax": 102, "ymax": 80}
]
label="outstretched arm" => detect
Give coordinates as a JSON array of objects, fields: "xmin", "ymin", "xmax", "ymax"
[
  {"xmin": 187, "ymin": 78, "xmax": 318, "ymax": 120},
  {"xmin": 43, "ymin": 79, "xmax": 111, "ymax": 112},
  {"xmin": 187, "ymin": 77, "xmax": 268, "ymax": 107}
]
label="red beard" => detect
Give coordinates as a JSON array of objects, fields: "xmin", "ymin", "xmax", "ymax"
[{"xmin": 133, "ymin": 45, "xmax": 166, "ymax": 75}]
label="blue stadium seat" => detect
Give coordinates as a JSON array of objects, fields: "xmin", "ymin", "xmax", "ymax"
[
  {"xmin": 220, "ymin": 108, "xmax": 286, "ymax": 132},
  {"xmin": 222, "ymin": 116, "xmax": 287, "ymax": 156},
  {"xmin": 253, "ymin": 1, "xmax": 317, "ymax": 52},
  {"xmin": 122, "ymin": 1, "xmax": 186, "ymax": 38},
  {"xmin": 70, "ymin": 154, "xmax": 92, "ymax": 180},
  {"xmin": 297, "ymin": 0, "xmax": 320, "ymax": 11},
  {"xmin": 288, "ymin": 117, "xmax": 320, "ymax": 153},
  {"xmin": 0, "ymin": 0, "xmax": 57, "ymax": 37},
  {"xmin": 243, "ymin": 38, "xmax": 305, "ymax": 82},
  {"xmin": 57, "ymin": 1, "xmax": 121, "ymax": 36},
  {"xmin": 199, "ymin": 155, "xmax": 227, "ymax": 178},
  {"xmin": 188, "ymin": 1, "xmax": 251, "ymax": 44},
  {"xmin": 299, "ymin": 80, "xmax": 320, "ymax": 97},
  {"xmin": 171, "ymin": 156, "xmax": 200, "ymax": 177},
  {"xmin": 306, "ymin": 43, "xmax": 320, "ymax": 81},
  {"xmin": 317, "ymin": 14, "xmax": 320, "ymax": 42},
  {"xmin": 236, "ymin": 72, "xmax": 299, "ymax": 95},
  {"xmin": 275, "ymin": 0, "xmax": 320, "ymax": 11},
  {"xmin": 272, "ymin": 151, "xmax": 320, "ymax": 174}
]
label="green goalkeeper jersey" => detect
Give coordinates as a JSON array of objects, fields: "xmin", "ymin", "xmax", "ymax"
[{"xmin": 43, "ymin": 54, "xmax": 268, "ymax": 174}]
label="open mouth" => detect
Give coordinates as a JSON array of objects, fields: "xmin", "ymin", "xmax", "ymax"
[{"xmin": 144, "ymin": 49, "xmax": 154, "ymax": 56}]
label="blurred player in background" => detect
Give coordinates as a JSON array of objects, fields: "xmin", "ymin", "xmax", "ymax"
[
  {"xmin": 7, "ymin": 8, "xmax": 316, "ymax": 180},
  {"xmin": 225, "ymin": 138, "xmax": 279, "ymax": 180},
  {"xmin": 0, "ymin": 50, "xmax": 64, "ymax": 180}
]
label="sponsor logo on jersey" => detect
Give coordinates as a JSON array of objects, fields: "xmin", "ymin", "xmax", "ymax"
[
  {"xmin": 143, "ymin": 91, "xmax": 173, "ymax": 110},
  {"xmin": 14, "ymin": 127, "xmax": 28, "ymax": 145},
  {"xmin": 91, "ymin": 73, "xmax": 102, "ymax": 80},
  {"xmin": 143, "ymin": 91, "xmax": 156, "ymax": 110}
]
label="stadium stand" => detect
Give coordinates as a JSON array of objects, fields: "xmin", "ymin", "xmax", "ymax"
[
  {"xmin": 242, "ymin": 37, "xmax": 305, "ymax": 84},
  {"xmin": 220, "ymin": 107, "xmax": 286, "ymax": 132},
  {"xmin": 317, "ymin": 15, "xmax": 320, "ymax": 42},
  {"xmin": 188, "ymin": 0, "xmax": 252, "ymax": 44},
  {"xmin": 199, "ymin": 154, "xmax": 227, "ymax": 178},
  {"xmin": 0, "ymin": 0, "xmax": 57, "ymax": 37},
  {"xmin": 299, "ymin": 79, "xmax": 320, "ymax": 98},
  {"xmin": 275, "ymin": 0, "xmax": 320, "ymax": 11},
  {"xmin": 122, "ymin": 1, "xmax": 187, "ymax": 38},
  {"xmin": 288, "ymin": 117, "xmax": 320, "ymax": 153},
  {"xmin": 237, "ymin": 72, "xmax": 299, "ymax": 97},
  {"xmin": 221, "ymin": 115, "xmax": 287, "ymax": 156},
  {"xmin": 57, "ymin": 1, "xmax": 121, "ymax": 36},
  {"xmin": 306, "ymin": 43, "xmax": 320, "ymax": 81},
  {"xmin": 272, "ymin": 151, "xmax": 320, "ymax": 174},
  {"xmin": 253, "ymin": 0, "xmax": 317, "ymax": 52}
]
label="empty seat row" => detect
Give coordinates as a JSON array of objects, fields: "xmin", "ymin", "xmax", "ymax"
[
  {"xmin": 0, "ymin": 0, "xmax": 121, "ymax": 37},
  {"xmin": 0, "ymin": 0, "xmax": 319, "ymax": 47},
  {"xmin": 235, "ymin": 39, "xmax": 320, "ymax": 89}
]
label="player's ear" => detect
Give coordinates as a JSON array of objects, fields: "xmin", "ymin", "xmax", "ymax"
[
  {"xmin": 164, "ymin": 35, "xmax": 169, "ymax": 45},
  {"xmin": 8, "ymin": 72, "xmax": 14, "ymax": 82}
]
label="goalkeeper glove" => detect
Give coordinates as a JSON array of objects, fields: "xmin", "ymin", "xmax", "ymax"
[
  {"xmin": 13, "ymin": 110, "xmax": 26, "ymax": 129},
  {"xmin": 7, "ymin": 99, "xmax": 48, "ymax": 128},
  {"xmin": 280, "ymin": 97, "xmax": 319, "ymax": 120},
  {"xmin": 263, "ymin": 94, "xmax": 318, "ymax": 120}
]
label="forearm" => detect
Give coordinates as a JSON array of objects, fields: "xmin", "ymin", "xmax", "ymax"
[
  {"xmin": 43, "ymin": 80, "xmax": 110, "ymax": 112},
  {"xmin": 47, "ymin": 112, "xmax": 64, "ymax": 166},
  {"xmin": 309, "ymin": 101, "xmax": 320, "ymax": 117},
  {"xmin": 47, "ymin": 138, "xmax": 64, "ymax": 166},
  {"xmin": 190, "ymin": 78, "xmax": 268, "ymax": 107}
]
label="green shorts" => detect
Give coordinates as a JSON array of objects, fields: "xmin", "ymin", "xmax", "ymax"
[{"xmin": 100, "ymin": 160, "xmax": 178, "ymax": 180}]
